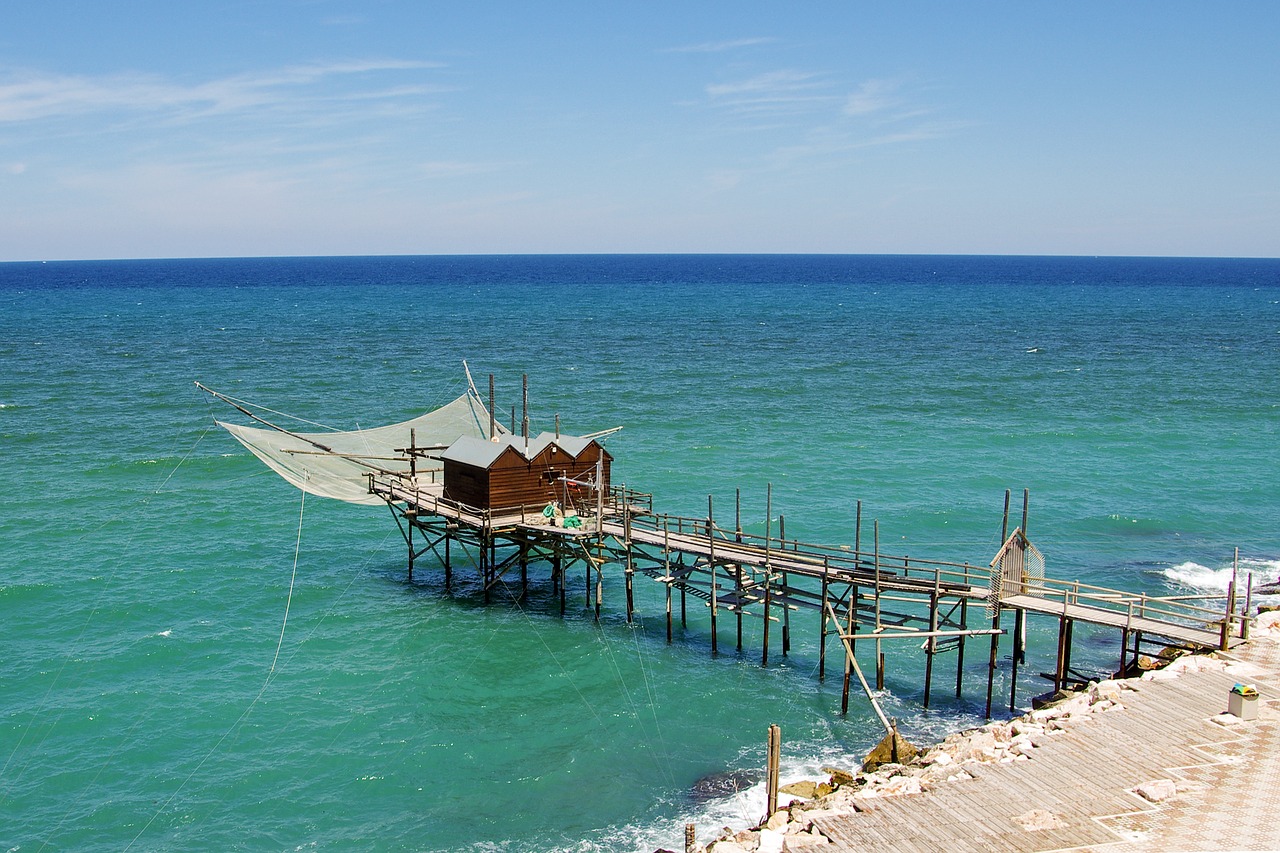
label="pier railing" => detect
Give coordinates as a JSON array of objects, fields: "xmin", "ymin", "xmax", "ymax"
[{"xmin": 1006, "ymin": 573, "xmax": 1253, "ymax": 647}]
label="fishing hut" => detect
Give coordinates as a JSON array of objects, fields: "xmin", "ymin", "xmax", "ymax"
[{"xmin": 201, "ymin": 369, "xmax": 1255, "ymax": 730}]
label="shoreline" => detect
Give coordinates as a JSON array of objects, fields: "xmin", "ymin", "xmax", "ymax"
[{"xmin": 682, "ymin": 611, "xmax": 1280, "ymax": 853}]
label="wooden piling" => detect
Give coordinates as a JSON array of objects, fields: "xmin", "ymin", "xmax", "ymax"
[
  {"xmin": 819, "ymin": 558, "xmax": 829, "ymax": 681},
  {"xmin": 923, "ymin": 571, "xmax": 940, "ymax": 709},
  {"xmin": 874, "ymin": 520, "xmax": 883, "ymax": 691},
  {"xmin": 765, "ymin": 724, "xmax": 782, "ymax": 822},
  {"xmin": 956, "ymin": 589, "xmax": 968, "ymax": 699},
  {"xmin": 762, "ymin": 484, "xmax": 772, "ymax": 668}
]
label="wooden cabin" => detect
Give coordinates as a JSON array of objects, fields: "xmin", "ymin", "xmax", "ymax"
[{"xmin": 440, "ymin": 432, "xmax": 612, "ymax": 512}]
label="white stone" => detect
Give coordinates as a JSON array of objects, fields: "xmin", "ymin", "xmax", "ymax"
[
  {"xmin": 708, "ymin": 842, "xmax": 750, "ymax": 853},
  {"xmin": 764, "ymin": 810, "xmax": 790, "ymax": 831},
  {"xmin": 757, "ymin": 828, "xmax": 785, "ymax": 853},
  {"xmin": 1134, "ymin": 779, "xmax": 1177, "ymax": 803},
  {"xmin": 1090, "ymin": 680, "xmax": 1123, "ymax": 704},
  {"xmin": 781, "ymin": 830, "xmax": 831, "ymax": 850}
]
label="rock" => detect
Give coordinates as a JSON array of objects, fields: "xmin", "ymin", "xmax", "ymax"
[
  {"xmin": 781, "ymin": 830, "xmax": 831, "ymax": 850},
  {"xmin": 1013, "ymin": 809, "xmax": 1065, "ymax": 831},
  {"xmin": 922, "ymin": 749, "xmax": 953, "ymax": 766},
  {"xmin": 1134, "ymin": 779, "xmax": 1177, "ymax": 803},
  {"xmin": 691, "ymin": 770, "xmax": 762, "ymax": 803},
  {"xmin": 756, "ymin": 829, "xmax": 784, "ymax": 853},
  {"xmin": 707, "ymin": 842, "xmax": 750, "ymax": 853},
  {"xmin": 779, "ymin": 780, "xmax": 833, "ymax": 800},
  {"xmin": 862, "ymin": 730, "xmax": 919, "ymax": 772},
  {"xmin": 1090, "ymin": 680, "xmax": 1124, "ymax": 704},
  {"xmin": 764, "ymin": 810, "xmax": 790, "ymax": 832},
  {"xmin": 820, "ymin": 766, "xmax": 855, "ymax": 785},
  {"xmin": 855, "ymin": 775, "xmax": 922, "ymax": 799}
]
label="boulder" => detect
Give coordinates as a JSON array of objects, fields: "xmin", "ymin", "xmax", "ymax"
[
  {"xmin": 756, "ymin": 828, "xmax": 785, "ymax": 853},
  {"xmin": 1090, "ymin": 680, "xmax": 1123, "ymax": 704},
  {"xmin": 862, "ymin": 729, "xmax": 919, "ymax": 772},
  {"xmin": 1134, "ymin": 779, "xmax": 1177, "ymax": 803},
  {"xmin": 781, "ymin": 830, "xmax": 831, "ymax": 850},
  {"xmin": 691, "ymin": 770, "xmax": 761, "ymax": 803}
]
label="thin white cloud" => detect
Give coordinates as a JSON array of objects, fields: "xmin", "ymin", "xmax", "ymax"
[
  {"xmin": 706, "ymin": 69, "xmax": 825, "ymax": 98},
  {"xmin": 665, "ymin": 37, "xmax": 776, "ymax": 54},
  {"xmin": 416, "ymin": 160, "xmax": 512, "ymax": 179},
  {"xmin": 0, "ymin": 60, "xmax": 446, "ymax": 123},
  {"xmin": 844, "ymin": 79, "xmax": 901, "ymax": 117}
]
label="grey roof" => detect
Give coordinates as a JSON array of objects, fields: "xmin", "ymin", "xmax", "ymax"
[{"xmin": 440, "ymin": 432, "xmax": 601, "ymax": 469}]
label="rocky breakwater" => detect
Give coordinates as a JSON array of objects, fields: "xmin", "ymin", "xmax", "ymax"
[{"xmin": 687, "ymin": 615, "xmax": 1280, "ymax": 853}]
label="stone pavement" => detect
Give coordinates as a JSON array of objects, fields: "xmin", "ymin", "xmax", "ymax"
[{"xmin": 808, "ymin": 633, "xmax": 1280, "ymax": 852}]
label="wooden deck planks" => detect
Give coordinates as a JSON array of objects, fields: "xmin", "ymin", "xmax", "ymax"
[{"xmin": 811, "ymin": 643, "xmax": 1280, "ymax": 852}]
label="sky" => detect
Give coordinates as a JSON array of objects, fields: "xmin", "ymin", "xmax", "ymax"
[{"xmin": 1, "ymin": 1, "xmax": 1277, "ymax": 261}]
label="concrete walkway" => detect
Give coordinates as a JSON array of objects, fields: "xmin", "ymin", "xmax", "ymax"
[{"xmin": 811, "ymin": 635, "xmax": 1280, "ymax": 852}]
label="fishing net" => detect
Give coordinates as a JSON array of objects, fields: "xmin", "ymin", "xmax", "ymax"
[{"xmin": 218, "ymin": 392, "xmax": 504, "ymax": 505}]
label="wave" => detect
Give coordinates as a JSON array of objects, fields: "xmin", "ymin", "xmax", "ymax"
[{"xmin": 1162, "ymin": 557, "xmax": 1280, "ymax": 594}]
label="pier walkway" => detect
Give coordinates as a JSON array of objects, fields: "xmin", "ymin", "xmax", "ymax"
[{"xmin": 812, "ymin": 636, "xmax": 1280, "ymax": 852}]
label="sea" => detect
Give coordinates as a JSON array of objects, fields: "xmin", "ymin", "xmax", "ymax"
[{"xmin": 2, "ymin": 254, "xmax": 1278, "ymax": 852}]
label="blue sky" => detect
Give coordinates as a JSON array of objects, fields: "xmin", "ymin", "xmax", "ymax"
[{"xmin": 1, "ymin": 2, "xmax": 1276, "ymax": 260}]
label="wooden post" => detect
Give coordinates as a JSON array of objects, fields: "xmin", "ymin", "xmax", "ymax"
[
  {"xmin": 762, "ymin": 484, "xmax": 772, "ymax": 667},
  {"xmin": 488, "ymin": 374, "xmax": 495, "ymax": 439},
  {"xmin": 956, "ymin": 587, "xmax": 968, "ymax": 699},
  {"xmin": 521, "ymin": 373, "xmax": 528, "ymax": 445},
  {"xmin": 819, "ymin": 558, "xmax": 829, "ymax": 682},
  {"xmin": 986, "ymin": 606, "xmax": 1000, "ymax": 719},
  {"xmin": 1010, "ymin": 608, "xmax": 1024, "ymax": 712},
  {"xmin": 664, "ymin": 518, "xmax": 673, "ymax": 643},
  {"xmin": 406, "ymin": 511, "xmax": 414, "ymax": 581},
  {"xmin": 874, "ymin": 520, "xmax": 883, "ymax": 691},
  {"xmin": 709, "ymin": 496, "xmax": 718, "ymax": 657},
  {"xmin": 780, "ymin": 514, "xmax": 790, "ymax": 656},
  {"xmin": 624, "ymin": 506, "xmax": 634, "ymax": 623},
  {"xmin": 710, "ymin": 560, "xmax": 719, "ymax": 657},
  {"xmin": 519, "ymin": 538, "xmax": 528, "ymax": 598},
  {"xmin": 1120, "ymin": 627, "xmax": 1130, "ymax": 677},
  {"xmin": 1021, "ymin": 488, "xmax": 1029, "ymax": 536},
  {"xmin": 684, "ymin": 823, "xmax": 697, "ymax": 853},
  {"xmin": 444, "ymin": 525, "xmax": 451, "ymax": 590},
  {"xmin": 855, "ymin": 500, "xmax": 862, "ymax": 557},
  {"xmin": 765, "ymin": 724, "xmax": 781, "ymax": 822},
  {"xmin": 923, "ymin": 571, "xmax": 940, "ymax": 709},
  {"xmin": 735, "ymin": 488, "xmax": 743, "ymax": 652},
  {"xmin": 558, "ymin": 553, "xmax": 566, "ymax": 616},
  {"xmin": 1001, "ymin": 489, "xmax": 1011, "ymax": 543},
  {"xmin": 1054, "ymin": 613, "xmax": 1068, "ymax": 693}
]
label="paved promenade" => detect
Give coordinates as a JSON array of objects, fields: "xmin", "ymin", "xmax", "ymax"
[{"xmin": 810, "ymin": 633, "xmax": 1280, "ymax": 852}]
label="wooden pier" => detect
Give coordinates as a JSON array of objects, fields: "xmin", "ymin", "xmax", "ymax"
[
  {"xmin": 202, "ymin": 375, "xmax": 1251, "ymax": 721},
  {"xmin": 370, "ymin": 472, "xmax": 1250, "ymax": 718}
]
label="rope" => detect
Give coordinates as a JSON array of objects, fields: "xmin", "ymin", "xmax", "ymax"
[
  {"xmin": 124, "ymin": 483, "xmax": 308, "ymax": 851},
  {"xmin": 272, "ymin": 483, "xmax": 305, "ymax": 672}
]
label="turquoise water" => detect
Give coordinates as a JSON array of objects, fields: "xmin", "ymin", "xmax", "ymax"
[{"xmin": 2, "ymin": 255, "xmax": 1278, "ymax": 851}]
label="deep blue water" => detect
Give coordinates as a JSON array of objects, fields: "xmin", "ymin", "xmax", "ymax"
[{"xmin": 2, "ymin": 254, "xmax": 1278, "ymax": 851}]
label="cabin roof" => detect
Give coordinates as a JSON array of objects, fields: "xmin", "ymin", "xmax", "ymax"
[{"xmin": 440, "ymin": 431, "xmax": 602, "ymax": 469}]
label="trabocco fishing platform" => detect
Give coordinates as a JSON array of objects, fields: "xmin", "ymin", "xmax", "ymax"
[{"xmin": 200, "ymin": 368, "xmax": 1252, "ymax": 726}]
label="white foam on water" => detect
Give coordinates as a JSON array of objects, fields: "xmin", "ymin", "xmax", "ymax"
[{"xmin": 1163, "ymin": 557, "xmax": 1280, "ymax": 595}]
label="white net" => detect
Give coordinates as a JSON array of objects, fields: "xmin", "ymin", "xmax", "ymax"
[{"xmin": 218, "ymin": 392, "xmax": 504, "ymax": 505}]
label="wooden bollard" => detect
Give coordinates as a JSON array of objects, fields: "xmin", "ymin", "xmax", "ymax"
[
  {"xmin": 765, "ymin": 724, "xmax": 782, "ymax": 822},
  {"xmin": 684, "ymin": 822, "xmax": 697, "ymax": 853}
]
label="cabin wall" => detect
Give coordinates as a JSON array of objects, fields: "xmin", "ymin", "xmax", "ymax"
[
  {"xmin": 442, "ymin": 460, "xmax": 490, "ymax": 508},
  {"xmin": 443, "ymin": 443, "xmax": 613, "ymax": 512}
]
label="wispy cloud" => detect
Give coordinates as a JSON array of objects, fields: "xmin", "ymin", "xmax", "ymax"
[
  {"xmin": 844, "ymin": 79, "xmax": 901, "ymax": 117},
  {"xmin": 665, "ymin": 37, "xmax": 776, "ymax": 54},
  {"xmin": 0, "ymin": 60, "xmax": 446, "ymax": 124}
]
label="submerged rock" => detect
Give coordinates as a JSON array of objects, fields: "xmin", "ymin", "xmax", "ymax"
[{"xmin": 690, "ymin": 769, "xmax": 762, "ymax": 803}]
